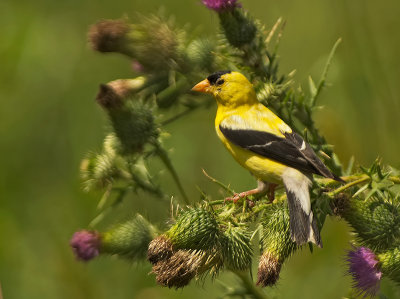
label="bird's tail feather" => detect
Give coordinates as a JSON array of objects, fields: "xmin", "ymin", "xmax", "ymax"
[{"xmin": 283, "ymin": 176, "xmax": 322, "ymax": 248}]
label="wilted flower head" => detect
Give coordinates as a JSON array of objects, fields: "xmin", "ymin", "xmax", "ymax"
[
  {"xmin": 70, "ymin": 230, "xmax": 101, "ymax": 261},
  {"xmin": 257, "ymin": 251, "xmax": 281, "ymax": 287},
  {"xmin": 88, "ymin": 19, "xmax": 130, "ymax": 53},
  {"xmin": 202, "ymin": 0, "xmax": 240, "ymax": 11},
  {"xmin": 346, "ymin": 246, "xmax": 382, "ymax": 297}
]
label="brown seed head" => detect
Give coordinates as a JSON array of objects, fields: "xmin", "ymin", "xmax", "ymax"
[
  {"xmin": 147, "ymin": 235, "xmax": 174, "ymax": 265},
  {"xmin": 88, "ymin": 19, "xmax": 130, "ymax": 53},
  {"xmin": 256, "ymin": 251, "xmax": 281, "ymax": 287}
]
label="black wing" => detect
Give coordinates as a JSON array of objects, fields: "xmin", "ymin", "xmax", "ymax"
[{"xmin": 220, "ymin": 125, "xmax": 342, "ymax": 181}]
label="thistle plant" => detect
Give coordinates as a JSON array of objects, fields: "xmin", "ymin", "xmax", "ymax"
[{"xmin": 70, "ymin": 1, "xmax": 400, "ymax": 298}]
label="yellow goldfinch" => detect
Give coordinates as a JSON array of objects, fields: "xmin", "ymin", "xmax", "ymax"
[{"xmin": 192, "ymin": 71, "xmax": 343, "ymax": 247}]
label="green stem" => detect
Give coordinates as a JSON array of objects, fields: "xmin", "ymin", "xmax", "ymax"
[
  {"xmin": 126, "ymin": 160, "xmax": 164, "ymax": 198},
  {"xmin": 154, "ymin": 142, "xmax": 190, "ymax": 204},
  {"xmin": 232, "ymin": 271, "xmax": 268, "ymax": 299},
  {"xmin": 161, "ymin": 107, "xmax": 195, "ymax": 126},
  {"xmin": 328, "ymin": 175, "xmax": 370, "ymax": 197},
  {"xmin": 202, "ymin": 169, "xmax": 235, "ymax": 195}
]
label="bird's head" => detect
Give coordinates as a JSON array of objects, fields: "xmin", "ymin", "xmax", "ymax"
[{"xmin": 191, "ymin": 71, "xmax": 258, "ymax": 107}]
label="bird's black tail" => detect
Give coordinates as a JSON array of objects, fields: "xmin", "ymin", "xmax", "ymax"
[{"xmin": 283, "ymin": 180, "xmax": 322, "ymax": 248}]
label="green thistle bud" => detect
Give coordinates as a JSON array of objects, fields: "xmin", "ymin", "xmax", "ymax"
[
  {"xmin": 257, "ymin": 202, "xmax": 297, "ymax": 287},
  {"xmin": 378, "ymin": 248, "xmax": 400, "ymax": 284},
  {"xmin": 340, "ymin": 198, "xmax": 400, "ymax": 251},
  {"xmin": 221, "ymin": 225, "xmax": 253, "ymax": 271},
  {"xmin": 101, "ymin": 214, "xmax": 157, "ymax": 260},
  {"xmin": 218, "ymin": 9, "xmax": 257, "ymax": 48},
  {"xmin": 80, "ymin": 151, "xmax": 116, "ymax": 192},
  {"xmin": 166, "ymin": 208, "xmax": 221, "ymax": 250},
  {"xmin": 187, "ymin": 38, "xmax": 216, "ymax": 71},
  {"xmin": 96, "ymin": 81, "xmax": 158, "ymax": 155},
  {"xmin": 131, "ymin": 15, "xmax": 184, "ymax": 71}
]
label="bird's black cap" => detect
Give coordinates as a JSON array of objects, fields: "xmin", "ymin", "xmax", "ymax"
[{"xmin": 207, "ymin": 70, "xmax": 231, "ymax": 85}]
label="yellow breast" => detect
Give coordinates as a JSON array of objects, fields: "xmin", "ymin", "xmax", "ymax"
[{"xmin": 215, "ymin": 125, "xmax": 286, "ymax": 184}]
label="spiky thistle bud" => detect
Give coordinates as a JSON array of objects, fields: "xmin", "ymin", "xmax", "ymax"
[
  {"xmin": 257, "ymin": 202, "xmax": 297, "ymax": 287},
  {"xmin": 346, "ymin": 246, "xmax": 382, "ymax": 298},
  {"xmin": 96, "ymin": 81, "xmax": 158, "ymax": 155},
  {"xmin": 166, "ymin": 207, "xmax": 221, "ymax": 250},
  {"xmin": 339, "ymin": 197, "xmax": 400, "ymax": 251},
  {"xmin": 378, "ymin": 247, "xmax": 400, "ymax": 284},
  {"xmin": 101, "ymin": 214, "xmax": 158, "ymax": 260},
  {"xmin": 80, "ymin": 134, "xmax": 121, "ymax": 191},
  {"xmin": 70, "ymin": 230, "xmax": 101, "ymax": 261},
  {"xmin": 218, "ymin": 9, "xmax": 257, "ymax": 48},
  {"xmin": 187, "ymin": 38, "xmax": 216, "ymax": 71},
  {"xmin": 130, "ymin": 15, "xmax": 184, "ymax": 72},
  {"xmin": 221, "ymin": 225, "xmax": 253, "ymax": 271}
]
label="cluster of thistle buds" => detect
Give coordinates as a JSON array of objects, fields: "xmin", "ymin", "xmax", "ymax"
[{"xmin": 70, "ymin": 0, "xmax": 400, "ymax": 297}]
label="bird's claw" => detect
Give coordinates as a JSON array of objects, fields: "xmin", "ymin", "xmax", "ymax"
[{"xmin": 224, "ymin": 193, "xmax": 255, "ymax": 207}]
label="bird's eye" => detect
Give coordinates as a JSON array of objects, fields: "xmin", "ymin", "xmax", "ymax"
[{"xmin": 216, "ymin": 79, "xmax": 224, "ymax": 85}]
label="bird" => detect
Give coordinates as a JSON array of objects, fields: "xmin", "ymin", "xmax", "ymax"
[{"xmin": 191, "ymin": 70, "xmax": 344, "ymax": 247}]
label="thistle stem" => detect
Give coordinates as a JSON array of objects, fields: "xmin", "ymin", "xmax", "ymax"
[
  {"xmin": 232, "ymin": 271, "xmax": 268, "ymax": 299},
  {"xmin": 328, "ymin": 175, "xmax": 370, "ymax": 197},
  {"xmin": 154, "ymin": 142, "xmax": 190, "ymax": 204}
]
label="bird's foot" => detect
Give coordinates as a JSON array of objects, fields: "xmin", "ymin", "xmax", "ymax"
[
  {"xmin": 224, "ymin": 190, "xmax": 258, "ymax": 206},
  {"xmin": 267, "ymin": 183, "xmax": 278, "ymax": 203}
]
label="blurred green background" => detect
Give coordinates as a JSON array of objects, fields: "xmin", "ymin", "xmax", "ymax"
[{"xmin": 1, "ymin": 0, "xmax": 399, "ymax": 298}]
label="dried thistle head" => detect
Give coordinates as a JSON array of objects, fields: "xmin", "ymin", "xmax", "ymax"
[
  {"xmin": 152, "ymin": 249, "xmax": 222, "ymax": 288},
  {"xmin": 147, "ymin": 235, "xmax": 175, "ymax": 265},
  {"xmin": 256, "ymin": 251, "xmax": 281, "ymax": 287},
  {"xmin": 96, "ymin": 77, "xmax": 146, "ymax": 110},
  {"xmin": 88, "ymin": 19, "xmax": 131, "ymax": 53}
]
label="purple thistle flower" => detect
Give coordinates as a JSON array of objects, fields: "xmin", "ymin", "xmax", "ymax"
[
  {"xmin": 202, "ymin": 0, "xmax": 240, "ymax": 12},
  {"xmin": 70, "ymin": 230, "xmax": 101, "ymax": 262},
  {"xmin": 346, "ymin": 246, "xmax": 382, "ymax": 298}
]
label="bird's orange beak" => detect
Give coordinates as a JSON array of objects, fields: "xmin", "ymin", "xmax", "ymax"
[{"xmin": 191, "ymin": 79, "xmax": 211, "ymax": 93}]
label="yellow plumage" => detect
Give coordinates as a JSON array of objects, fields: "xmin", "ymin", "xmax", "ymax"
[{"xmin": 192, "ymin": 71, "xmax": 343, "ymax": 247}]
